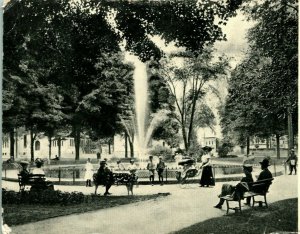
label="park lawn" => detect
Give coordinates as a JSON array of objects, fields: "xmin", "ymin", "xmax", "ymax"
[
  {"xmin": 3, "ymin": 193, "xmax": 170, "ymax": 226},
  {"xmin": 174, "ymin": 198, "xmax": 297, "ymax": 234}
]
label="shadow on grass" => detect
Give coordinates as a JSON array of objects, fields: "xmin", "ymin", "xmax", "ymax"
[
  {"xmin": 3, "ymin": 193, "xmax": 170, "ymax": 226},
  {"xmin": 172, "ymin": 198, "xmax": 297, "ymax": 234}
]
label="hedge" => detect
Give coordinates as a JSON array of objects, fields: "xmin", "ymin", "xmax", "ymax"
[{"xmin": 2, "ymin": 189, "xmax": 85, "ymax": 206}]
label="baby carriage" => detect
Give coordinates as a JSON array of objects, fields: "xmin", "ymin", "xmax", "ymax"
[{"xmin": 175, "ymin": 158, "xmax": 200, "ymax": 188}]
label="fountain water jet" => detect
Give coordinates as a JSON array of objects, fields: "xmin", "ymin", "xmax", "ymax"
[{"xmin": 125, "ymin": 54, "xmax": 168, "ymax": 161}]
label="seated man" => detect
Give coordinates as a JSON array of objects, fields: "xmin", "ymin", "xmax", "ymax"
[
  {"xmin": 214, "ymin": 166, "xmax": 254, "ymax": 209},
  {"xmin": 257, "ymin": 158, "xmax": 273, "ymax": 180},
  {"xmin": 19, "ymin": 161, "xmax": 30, "ymax": 184},
  {"xmin": 96, "ymin": 160, "xmax": 115, "ymax": 196},
  {"xmin": 214, "ymin": 158, "xmax": 273, "ymax": 209}
]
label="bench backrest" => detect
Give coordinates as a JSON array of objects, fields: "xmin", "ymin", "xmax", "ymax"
[
  {"xmin": 250, "ymin": 178, "xmax": 274, "ymax": 194},
  {"xmin": 18, "ymin": 174, "xmax": 46, "ymax": 184}
]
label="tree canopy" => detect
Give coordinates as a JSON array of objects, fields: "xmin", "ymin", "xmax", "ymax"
[
  {"xmin": 220, "ymin": 0, "xmax": 298, "ymax": 156},
  {"xmin": 4, "ymin": 0, "xmax": 243, "ymax": 159}
]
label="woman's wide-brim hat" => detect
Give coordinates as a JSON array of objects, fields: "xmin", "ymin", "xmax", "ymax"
[
  {"xmin": 243, "ymin": 165, "xmax": 253, "ymax": 172},
  {"xmin": 202, "ymin": 146, "xmax": 213, "ymax": 152},
  {"xmin": 259, "ymin": 158, "xmax": 270, "ymax": 167},
  {"xmin": 100, "ymin": 160, "xmax": 107, "ymax": 164},
  {"xmin": 35, "ymin": 158, "xmax": 44, "ymax": 167}
]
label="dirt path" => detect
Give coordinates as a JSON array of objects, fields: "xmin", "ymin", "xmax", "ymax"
[{"xmin": 7, "ymin": 174, "xmax": 298, "ymax": 234}]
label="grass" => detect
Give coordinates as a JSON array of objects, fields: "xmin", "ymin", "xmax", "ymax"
[
  {"xmin": 173, "ymin": 198, "xmax": 298, "ymax": 234},
  {"xmin": 3, "ymin": 193, "xmax": 170, "ymax": 226}
]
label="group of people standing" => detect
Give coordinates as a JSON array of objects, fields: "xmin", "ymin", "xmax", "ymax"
[{"xmin": 147, "ymin": 156, "xmax": 166, "ymax": 185}]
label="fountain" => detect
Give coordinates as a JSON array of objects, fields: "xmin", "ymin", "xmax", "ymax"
[{"xmin": 125, "ymin": 53, "xmax": 168, "ymax": 161}]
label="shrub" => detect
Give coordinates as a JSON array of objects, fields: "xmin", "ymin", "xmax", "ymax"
[
  {"xmin": 2, "ymin": 189, "xmax": 85, "ymax": 206},
  {"xmin": 148, "ymin": 145, "xmax": 173, "ymax": 161},
  {"xmin": 217, "ymin": 140, "xmax": 234, "ymax": 157}
]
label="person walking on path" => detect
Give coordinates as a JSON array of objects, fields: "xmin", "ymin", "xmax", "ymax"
[
  {"xmin": 286, "ymin": 149, "xmax": 297, "ymax": 175},
  {"xmin": 147, "ymin": 156, "xmax": 156, "ymax": 185},
  {"xmin": 214, "ymin": 166, "xmax": 254, "ymax": 209},
  {"xmin": 199, "ymin": 147, "xmax": 215, "ymax": 187},
  {"xmin": 156, "ymin": 156, "xmax": 166, "ymax": 185},
  {"xmin": 84, "ymin": 158, "xmax": 94, "ymax": 187}
]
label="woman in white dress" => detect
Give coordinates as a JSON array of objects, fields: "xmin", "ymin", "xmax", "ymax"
[{"xmin": 84, "ymin": 158, "xmax": 94, "ymax": 187}]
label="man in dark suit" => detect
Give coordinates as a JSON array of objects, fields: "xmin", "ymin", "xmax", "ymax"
[
  {"xmin": 257, "ymin": 158, "xmax": 273, "ymax": 180},
  {"xmin": 96, "ymin": 160, "xmax": 114, "ymax": 196}
]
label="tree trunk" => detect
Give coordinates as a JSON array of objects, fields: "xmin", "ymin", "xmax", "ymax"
[
  {"xmin": 9, "ymin": 129, "xmax": 14, "ymax": 161},
  {"xmin": 276, "ymin": 134, "xmax": 280, "ymax": 159},
  {"xmin": 182, "ymin": 126, "xmax": 188, "ymax": 152},
  {"xmin": 15, "ymin": 128, "xmax": 18, "ymax": 159},
  {"xmin": 125, "ymin": 132, "xmax": 128, "ymax": 158},
  {"xmin": 30, "ymin": 129, "xmax": 35, "ymax": 162},
  {"xmin": 187, "ymin": 93, "xmax": 199, "ymax": 149},
  {"xmin": 58, "ymin": 137, "xmax": 61, "ymax": 159},
  {"xmin": 74, "ymin": 125, "xmax": 81, "ymax": 160},
  {"xmin": 246, "ymin": 137, "xmax": 250, "ymax": 155},
  {"xmin": 266, "ymin": 137, "xmax": 269, "ymax": 149},
  {"xmin": 48, "ymin": 135, "xmax": 52, "ymax": 160},
  {"xmin": 129, "ymin": 140, "xmax": 134, "ymax": 158},
  {"xmin": 287, "ymin": 102, "xmax": 294, "ymax": 153},
  {"xmin": 108, "ymin": 142, "xmax": 111, "ymax": 154}
]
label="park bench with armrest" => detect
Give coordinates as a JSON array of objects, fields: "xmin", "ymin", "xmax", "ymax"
[
  {"xmin": 221, "ymin": 178, "xmax": 274, "ymax": 214},
  {"xmin": 244, "ymin": 178, "xmax": 274, "ymax": 207},
  {"xmin": 18, "ymin": 174, "xmax": 46, "ymax": 192}
]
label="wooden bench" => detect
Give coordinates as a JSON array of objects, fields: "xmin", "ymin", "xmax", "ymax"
[
  {"xmin": 221, "ymin": 178, "xmax": 274, "ymax": 214},
  {"xmin": 244, "ymin": 178, "xmax": 274, "ymax": 208},
  {"xmin": 18, "ymin": 174, "xmax": 46, "ymax": 192}
]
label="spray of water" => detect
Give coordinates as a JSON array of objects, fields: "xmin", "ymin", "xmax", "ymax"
[{"xmin": 125, "ymin": 53, "xmax": 170, "ymax": 160}]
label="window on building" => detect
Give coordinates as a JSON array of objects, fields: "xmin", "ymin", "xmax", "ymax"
[
  {"xmin": 70, "ymin": 139, "xmax": 74, "ymax": 147},
  {"xmin": 24, "ymin": 135, "xmax": 27, "ymax": 148},
  {"xmin": 35, "ymin": 141, "xmax": 40, "ymax": 151}
]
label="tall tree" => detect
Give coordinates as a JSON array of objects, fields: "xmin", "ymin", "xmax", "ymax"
[
  {"xmin": 151, "ymin": 48, "xmax": 228, "ymax": 151},
  {"xmin": 221, "ymin": 0, "xmax": 297, "ymax": 157}
]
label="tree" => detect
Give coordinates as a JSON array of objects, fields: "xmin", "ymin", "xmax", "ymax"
[
  {"xmin": 221, "ymin": 0, "xmax": 297, "ymax": 157},
  {"xmin": 245, "ymin": 0, "xmax": 298, "ymax": 153},
  {"xmin": 4, "ymin": 0, "xmax": 243, "ymax": 159},
  {"xmin": 151, "ymin": 48, "xmax": 228, "ymax": 151},
  {"xmin": 92, "ymin": 0, "xmax": 243, "ymax": 61}
]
